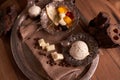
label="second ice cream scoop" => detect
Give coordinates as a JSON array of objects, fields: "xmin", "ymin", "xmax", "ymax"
[{"xmin": 69, "ymin": 41, "xmax": 89, "ymax": 60}]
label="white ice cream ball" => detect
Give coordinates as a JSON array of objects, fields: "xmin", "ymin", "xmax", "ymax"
[
  {"xmin": 28, "ymin": 4, "xmax": 41, "ymax": 17},
  {"xmin": 69, "ymin": 41, "xmax": 89, "ymax": 60}
]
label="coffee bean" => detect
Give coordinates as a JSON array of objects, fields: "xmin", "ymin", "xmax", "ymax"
[
  {"xmin": 53, "ymin": 63, "xmax": 57, "ymax": 65},
  {"xmin": 50, "ymin": 63, "xmax": 53, "ymax": 66},
  {"xmin": 46, "ymin": 61, "xmax": 49, "ymax": 64},
  {"xmin": 27, "ymin": 37, "xmax": 31, "ymax": 40}
]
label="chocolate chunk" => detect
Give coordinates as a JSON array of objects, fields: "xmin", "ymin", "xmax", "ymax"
[{"xmin": 89, "ymin": 12, "xmax": 110, "ymax": 29}]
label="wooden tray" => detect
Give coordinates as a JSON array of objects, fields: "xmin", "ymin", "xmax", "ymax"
[{"xmin": 10, "ymin": 0, "xmax": 99, "ymax": 80}]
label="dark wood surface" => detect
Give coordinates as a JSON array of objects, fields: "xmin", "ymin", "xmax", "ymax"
[{"xmin": 0, "ymin": 0, "xmax": 120, "ymax": 80}]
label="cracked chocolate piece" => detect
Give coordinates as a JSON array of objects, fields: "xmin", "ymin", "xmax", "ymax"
[
  {"xmin": 89, "ymin": 12, "xmax": 110, "ymax": 29},
  {"xmin": 88, "ymin": 12, "xmax": 119, "ymax": 48},
  {"xmin": 88, "ymin": 12, "xmax": 110, "ymax": 36}
]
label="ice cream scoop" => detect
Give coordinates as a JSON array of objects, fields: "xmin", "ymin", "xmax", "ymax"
[
  {"xmin": 69, "ymin": 41, "xmax": 89, "ymax": 60},
  {"xmin": 28, "ymin": 4, "xmax": 41, "ymax": 17}
]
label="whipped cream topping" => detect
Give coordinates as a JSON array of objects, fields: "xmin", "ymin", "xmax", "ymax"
[{"xmin": 69, "ymin": 41, "xmax": 89, "ymax": 60}]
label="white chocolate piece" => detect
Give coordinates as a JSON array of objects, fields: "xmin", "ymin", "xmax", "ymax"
[
  {"xmin": 46, "ymin": 44, "xmax": 55, "ymax": 52},
  {"xmin": 46, "ymin": 43, "xmax": 50, "ymax": 47},
  {"xmin": 51, "ymin": 52, "xmax": 64, "ymax": 61},
  {"xmin": 38, "ymin": 39, "xmax": 46, "ymax": 49},
  {"xmin": 69, "ymin": 41, "xmax": 89, "ymax": 60},
  {"xmin": 28, "ymin": 4, "xmax": 41, "ymax": 17},
  {"xmin": 38, "ymin": 39, "xmax": 50, "ymax": 49},
  {"xmin": 38, "ymin": 39, "xmax": 45, "ymax": 46}
]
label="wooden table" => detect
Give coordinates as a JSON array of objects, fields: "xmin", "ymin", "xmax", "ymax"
[{"xmin": 0, "ymin": 0, "xmax": 120, "ymax": 80}]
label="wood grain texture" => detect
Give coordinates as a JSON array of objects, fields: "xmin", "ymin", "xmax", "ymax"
[
  {"xmin": 0, "ymin": 34, "xmax": 29, "ymax": 80},
  {"xmin": 91, "ymin": 48, "xmax": 120, "ymax": 80},
  {"xmin": 0, "ymin": 39, "xmax": 18, "ymax": 80}
]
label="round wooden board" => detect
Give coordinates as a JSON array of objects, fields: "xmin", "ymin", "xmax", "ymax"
[{"xmin": 11, "ymin": 0, "xmax": 100, "ymax": 80}]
